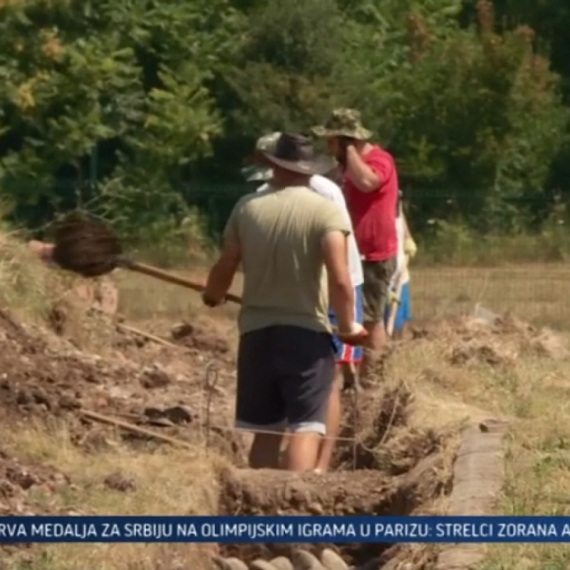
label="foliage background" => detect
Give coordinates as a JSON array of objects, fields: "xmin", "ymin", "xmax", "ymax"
[{"xmin": 1, "ymin": 0, "xmax": 570, "ymax": 263}]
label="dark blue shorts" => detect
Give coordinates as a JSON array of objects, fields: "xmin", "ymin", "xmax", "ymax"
[{"xmin": 236, "ymin": 326, "xmax": 335, "ymax": 435}]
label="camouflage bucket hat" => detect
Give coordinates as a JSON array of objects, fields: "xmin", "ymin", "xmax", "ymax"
[
  {"xmin": 312, "ymin": 108, "xmax": 372, "ymax": 140},
  {"xmin": 241, "ymin": 132, "xmax": 281, "ymax": 181}
]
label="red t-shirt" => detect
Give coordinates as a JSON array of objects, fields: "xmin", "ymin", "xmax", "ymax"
[{"xmin": 344, "ymin": 145, "xmax": 398, "ymax": 262}]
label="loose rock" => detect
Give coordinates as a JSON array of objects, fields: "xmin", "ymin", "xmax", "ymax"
[
  {"xmin": 270, "ymin": 557, "xmax": 295, "ymax": 570},
  {"xmin": 140, "ymin": 365, "xmax": 171, "ymax": 389},
  {"xmin": 104, "ymin": 472, "xmax": 137, "ymax": 492},
  {"xmin": 292, "ymin": 550, "xmax": 326, "ymax": 570},
  {"xmin": 321, "ymin": 549, "xmax": 349, "ymax": 570}
]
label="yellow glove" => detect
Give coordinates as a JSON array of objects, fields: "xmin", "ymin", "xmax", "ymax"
[
  {"xmin": 388, "ymin": 289, "xmax": 399, "ymax": 306},
  {"xmin": 404, "ymin": 236, "xmax": 417, "ymax": 258}
]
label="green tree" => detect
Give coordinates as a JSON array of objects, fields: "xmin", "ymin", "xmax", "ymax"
[
  {"xmin": 0, "ymin": 0, "xmax": 240, "ymax": 239},
  {"xmin": 480, "ymin": 0, "xmax": 570, "ymax": 210},
  {"xmin": 346, "ymin": 0, "xmax": 567, "ymax": 231},
  {"xmin": 1, "ymin": 0, "xmax": 569, "ymax": 244},
  {"xmin": 217, "ymin": 0, "xmax": 346, "ymax": 153}
]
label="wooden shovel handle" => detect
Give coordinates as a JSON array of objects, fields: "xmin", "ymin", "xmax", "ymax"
[
  {"xmin": 386, "ymin": 254, "xmax": 410, "ymax": 338},
  {"xmin": 120, "ymin": 264, "xmax": 365, "ymax": 343},
  {"xmin": 124, "ymin": 260, "xmax": 242, "ymax": 305}
]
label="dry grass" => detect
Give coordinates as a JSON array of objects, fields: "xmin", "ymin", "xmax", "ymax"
[
  {"xmin": 115, "ymin": 267, "xmax": 240, "ymax": 324},
  {"xmin": 2, "ymin": 421, "xmax": 221, "ymax": 570},
  {"xmin": 115, "ymin": 262, "xmax": 570, "ymax": 329},
  {"xmin": 386, "ymin": 321, "xmax": 570, "ymax": 568},
  {"xmin": 0, "ymin": 232, "xmax": 55, "ymax": 322},
  {"xmin": 412, "ymin": 264, "xmax": 570, "ymax": 329},
  {"xmin": 115, "ymin": 270, "xmax": 204, "ymax": 322},
  {"xmin": 3, "ymin": 233, "xmax": 570, "ymax": 569}
]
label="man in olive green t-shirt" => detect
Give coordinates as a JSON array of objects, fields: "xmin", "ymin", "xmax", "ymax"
[{"xmin": 202, "ymin": 133, "xmax": 367, "ymax": 472}]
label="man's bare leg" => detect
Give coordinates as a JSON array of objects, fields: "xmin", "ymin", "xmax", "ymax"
[
  {"xmin": 282, "ymin": 432, "xmax": 322, "ymax": 472},
  {"xmin": 342, "ymin": 361, "xmax": 359, "ymax": 390},
  {"xmin": 248, "ymin": 433, "xmax": 282, "ymax": 468},
  {"xmin": 315, "ymin": 368, "xmax": 343, "ymax": 472},
  {"xmin": 359, "ymin": 320, "xmax": 387, "ymax": 385}
]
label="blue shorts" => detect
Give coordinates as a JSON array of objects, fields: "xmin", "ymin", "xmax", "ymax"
[
  {"xmin": 328, "ymin": 285, "xmax": 364, "ymax": 364},
  {"xmin": 385, "ymin": 282, "xmax": 412, "ymax": 332}
]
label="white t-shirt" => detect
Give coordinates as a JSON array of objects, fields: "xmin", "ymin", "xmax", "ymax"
[{"xmin": 257, "ymin": 175, "xmax": 364, "ymax": 287}]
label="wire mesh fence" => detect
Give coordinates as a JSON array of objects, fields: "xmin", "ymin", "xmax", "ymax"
[
  {"xmin": 410, "ymin": 265, "xmax": 570, "ymax": 328},
  {"xmin": 186, "ymin": 185, "xmax": 570, "ymax": 328},
  {"xmin": 6, "ymin": 180, "xmax": 570, "ymax": 328}
]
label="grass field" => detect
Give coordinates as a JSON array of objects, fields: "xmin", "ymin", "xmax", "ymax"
[
  {"xmin": 388, "ymin": 320, "xmax": 570, "ymax": 569},
  {"xmin": 117, "ymin": 262, "xmax": 570, "ymax": 329},
  {"xmin": 114, "ymin": 254, "xmax": 570, "ymax": 328},
  {"xmin": 412, "ymin": 265, "xmax": 570, "ymax": 327},
  {"xmin": 5, "ymin": 424, "xmax": 219, "ymax": 570}
]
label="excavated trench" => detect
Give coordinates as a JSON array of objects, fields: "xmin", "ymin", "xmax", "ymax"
[
  {"xmin": 0, "ymin": 296, "xmax": 523, "ymax": 569},
  {"xmin": 212, "ymin": 384, "xmax": 457, "ymax": 570}
]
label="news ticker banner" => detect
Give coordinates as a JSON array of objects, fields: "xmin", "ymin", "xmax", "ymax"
[{"xmin": 2, "ymin": 516, "xmax": 570, "ymax": 543}]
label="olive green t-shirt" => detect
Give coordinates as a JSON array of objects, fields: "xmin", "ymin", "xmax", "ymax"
[{"xmin": 224, "ymin": 185, "xmax": 351, "ymax": 335}]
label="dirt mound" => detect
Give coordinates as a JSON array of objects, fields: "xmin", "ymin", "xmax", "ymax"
[
  {"xmin": 171, "ymin": 317, "xmax": 231, "ymax": 356},
  {"xmin": 0, "ymin": 308, "xmax": 86, "ymax": 417},
  {"xmin": 0, "ymin": 306, "xmax": 247, "ymax": 464},
  {"xmin": 411, "ymin": 313, "xmax": 569, "ymax": 367},
  {"xmin": 218, "ymin": 453, "xmax": 448, "ymax": 567},
  {"xmin": 448, "ymin": 340, "xmax": 517, "ymax": 368},
  {"xmin": 0, "ymin": 307, "xmax": 138, "ymax": 420},
  {"xmin": 0, "ymin": 447, "xmax": 72, "ymax": 516},
  {"xmin": 219, "ymin": 468, "xmax": 397, "ymax": 518},
  {"xmin": 527, "ymin": 328, "xmax": 569, "ymax": 361}
]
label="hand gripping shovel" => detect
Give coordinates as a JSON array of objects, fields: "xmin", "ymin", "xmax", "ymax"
[{"xmin": 51, "ymin": 211, "xmax": 241, "ymax": 304}]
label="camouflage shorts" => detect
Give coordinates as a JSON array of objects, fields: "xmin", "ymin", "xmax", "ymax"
[{"xmin": 361, "ymin": 257, "xmax": 397, "ymax": 323}]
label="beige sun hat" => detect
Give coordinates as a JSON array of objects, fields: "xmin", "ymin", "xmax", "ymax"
[{"xmin": 241, "ymin": 132, "xmax": 281, "ymax": 182}]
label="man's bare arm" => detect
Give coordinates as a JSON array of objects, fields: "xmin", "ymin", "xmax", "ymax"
[
  {"xmin": 321, "ymin": 230, "xmax": 354, "ymax": 332},
  {"xmin": 203, "ymin": 240, "xmax": 241, "ymax": 306},
  {"xmin": 345, "ymin": 145, "xmax": 380, "ymax": 193}
]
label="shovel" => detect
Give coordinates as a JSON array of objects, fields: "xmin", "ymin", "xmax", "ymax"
[
  {"xmin": 52, "ymin": 212, "xmax": 368, "ymax": 345},
  {"xmin": 386, "ymin": 254, "xmax": 409, "ymax": 338},
  {"xmin": 51, "ymin": 211, "xmax": 241, "ymax": 304}
]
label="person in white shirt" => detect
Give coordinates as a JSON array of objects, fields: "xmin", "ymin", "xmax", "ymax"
[
  {"xmin": 384, "ymin": 191, "xmax": 416, "ymax": 339},
  {"xmin": 243, "ymin": 132, "xmax": 364, "ymax": 472}
]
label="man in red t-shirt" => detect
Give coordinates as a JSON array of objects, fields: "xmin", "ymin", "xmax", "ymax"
[{"xmin": 313, "ymin": 109, "xmax": 398, "ymax": 384}]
